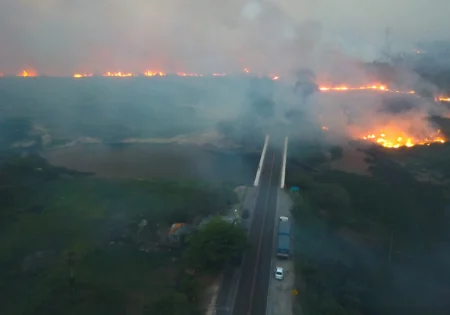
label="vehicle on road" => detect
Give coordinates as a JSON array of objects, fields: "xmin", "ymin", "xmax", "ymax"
[
  {"xmin": 276, "ymin": 216, "xmax": 291, "ymax": 258},
  {"xmin": 276, "ymin": 234, "xmax": 291, "ymax": 258},
  {"xmin": 274, "ymin": 267, "xmax": 284, "ymax": 280},
  {"xmin": 278, "ymin": 217, "xmax": 291, "ymax": 235}
]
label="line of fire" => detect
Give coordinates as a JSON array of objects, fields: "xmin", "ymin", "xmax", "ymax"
[
  {"xmin": 2, "ymin": 68, "xmax": 449, "ymax": 150},
  {"xmin": 0, "ymin": 68, "xmax": 273, "ymax": 79}
]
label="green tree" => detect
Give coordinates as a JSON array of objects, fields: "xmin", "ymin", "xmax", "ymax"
[{"xmin": 185, "ymin": 217, "xmax": 248, "ymax": 270}]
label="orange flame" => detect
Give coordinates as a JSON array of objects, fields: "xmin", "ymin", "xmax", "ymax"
[
  {"xmin": 70, "ymin": 71, "xmax": 229, "ymax": 78},
  {"xmin": 319, "ymin": 84, "xmax": 415, "ymax": 95},
  {"xmin": 176, "ymin": 72, "xmax": 203, "ymax": 77},
  {"xmin": 437, "ymin": 96, "xmax": 450, "ymax": 102},
  {"xmin": 18, "ymin": 70, "xmax": 37, "ymax": 77},
  {"xmin": 361, "ymin": 129, "xmax": 445, "ymax": 148},
  {"xmin": 2, "ymin": 68, "xmax": 279, "ymax": 78},
  {"xmin": 103, "ymin": 72, "xmax": 135, "ymax": 77},
  {"xmin": 73, "ymin": 73, "xmax": 92, "ymax": 78},
  {"xmin": 144, "ymin": 70, "xmax": 166, "ymax": 77}
]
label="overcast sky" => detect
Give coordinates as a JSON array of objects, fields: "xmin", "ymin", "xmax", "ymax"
[{"xmin": 1, "ymin": 0, "xmax": 449, "ymax": 75}]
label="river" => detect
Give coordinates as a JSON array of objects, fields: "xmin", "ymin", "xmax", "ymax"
[{"xmin": 42, "ymin": 143, "xmax": 260, "ymax": 184}]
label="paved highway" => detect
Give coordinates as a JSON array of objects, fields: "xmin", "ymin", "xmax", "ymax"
[{"xmin": 233, "ymin": 145, "xmax": 281, "ymax": 315}]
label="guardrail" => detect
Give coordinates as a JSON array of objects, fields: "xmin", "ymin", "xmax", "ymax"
[
  {"xmin": 253, "ymin": 134, "xmax": 270, "ymax": 187},
  {"xmin": 280, "ymin": 136, "xmax": 288, "ymax": 188}
]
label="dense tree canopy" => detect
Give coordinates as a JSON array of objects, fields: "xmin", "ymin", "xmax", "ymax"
[{"xmin": 185, "ymin": 217, "xmax": 248, "ymax": 270}]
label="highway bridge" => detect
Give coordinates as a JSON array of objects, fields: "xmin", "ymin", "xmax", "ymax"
[
  {"xmin": 214, "ymin": 136, "xmax": 287, "ymax": 315},
  {"xmin": 215, "ymin": 134, "xmax": 287, "ymax": 315},
  {"xmin": 233, "ymin": 143, "xmax": 282, "ymax": 315}
]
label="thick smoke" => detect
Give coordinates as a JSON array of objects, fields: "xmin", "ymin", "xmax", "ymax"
[
  {"xmin": 1, "ymin": 0, "xmax": 450, "ymax": 75},
  {"xmin": 2, "ymin": 0, "xmax": 450, "ymax": 149},
  {"xmin": 0, "ymin": 0, "xmax": 323, "ymax": 75}
]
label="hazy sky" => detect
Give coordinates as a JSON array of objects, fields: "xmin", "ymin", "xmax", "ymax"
[{"xmin": 1, "ymin": 0, "xmax": 449, "ymax": 75}]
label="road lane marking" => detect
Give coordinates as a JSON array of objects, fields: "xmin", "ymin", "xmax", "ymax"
[{"xmin": 280, "ymin": 137, "xmax": 288, "ymax": 188}]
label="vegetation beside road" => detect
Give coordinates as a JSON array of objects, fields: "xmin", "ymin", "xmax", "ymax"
[
  {"xmin": 0, "ymin": 153, "xmax": 247, "ymax": 315},
  {"xmin": 287, "ymin": 142, "xmax": 450, "ymax": 315},
  {"xmin": 185, "ymin": 217, "xmax": 248, "ymax": 271}
]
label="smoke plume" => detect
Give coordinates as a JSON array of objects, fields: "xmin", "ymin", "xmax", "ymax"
[{"xmin": 2, "ymin": 0, "xmax": 450, "ymax": 75}]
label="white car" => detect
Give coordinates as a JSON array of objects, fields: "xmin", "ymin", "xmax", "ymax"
[
  {"xmin": 274, "ymin": 267, "xmax": 284, "ymax": 280},
  {"xmin": 279, "ymin": 216, "xmax": 289, "ymax": 221}
]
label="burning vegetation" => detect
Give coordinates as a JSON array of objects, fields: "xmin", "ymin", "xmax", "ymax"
[
  {"xmin": 316, "ymin": 82, "xmax": 448, "ymax": 149},
  {"xmin": 17, "ymin": 70, "xmax": 37, "ymax": 77},
  {"xmin": 437, "ymin": 96, "xmax": 450, "ymax": 102},
  {"xmin": 73, "ymin": 73, "xmax": 92, "ymax": 78},
  {"xmin": 3, "ymin": 68, "xmax": 449, "ymax": 150},
  {"xmin": 360, "ymin": 129, "xmax": 445, "ymax": 148},
  {"xmin": 318, "ymin": 84, "xmax": 415, "ymax": 95},
  {"xmin": 322, "ymin": 124, "xmax": 446, "ymax": 149},
  {"xmin": 1, "ymin": 68, "xmax": 280, "ymax": 80}
]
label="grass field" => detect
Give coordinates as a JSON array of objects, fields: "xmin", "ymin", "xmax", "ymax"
[{"xmin": 0, "ymin": 154, "xmax": 237, "ymax": 315}]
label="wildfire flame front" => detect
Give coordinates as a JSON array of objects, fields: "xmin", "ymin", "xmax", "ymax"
[{"xmin": 360, "ymin": 130, "xmax": 445, "ymax": 148}]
